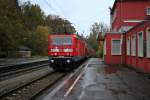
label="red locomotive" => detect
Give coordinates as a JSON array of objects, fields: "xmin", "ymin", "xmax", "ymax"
[{"xmin": 48, "ymin": 34, "xmax": 94, "ymax": 71}]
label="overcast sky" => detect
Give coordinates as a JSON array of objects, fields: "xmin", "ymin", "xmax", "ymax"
[{"xmin": 21, "ymin": 0, "xmax": 115, "ymax": 36}]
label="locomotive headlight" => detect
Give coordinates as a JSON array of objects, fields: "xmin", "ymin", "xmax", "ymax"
[
  {"xmin": 50, "ymin": 59, "xmax": 54, "ymax": 63},
  {"xmin": 64, "ymin": 49, "xmax": 73, "ymax": 52},
  {"xmin": 66, "ymin": 59, "xmax": 71, "ymax": 63},
  {"xmin": 51, "ymin": 48, "xmax": 59, "ymax": 52}
]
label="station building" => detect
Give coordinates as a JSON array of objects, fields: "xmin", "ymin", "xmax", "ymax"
[{"xmin": 100, "ymin": 0, "xmax": 150, "ymax": 72}]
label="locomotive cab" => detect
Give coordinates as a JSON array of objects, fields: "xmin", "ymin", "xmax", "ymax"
[
  {"xmin": 48, "ymin": 34, "xmax": 75, "ymax": 70},
  {"xmin": 48, "ymin": 34, "xmax": 91, "ymax": 71}
]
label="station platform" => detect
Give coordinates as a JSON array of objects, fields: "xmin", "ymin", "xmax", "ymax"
[
  {"xmin": 43, "ymin": 58, "xmax": 150, "ymax": 100},
  {"xmin": 0, "ymin": 56, "xmax": 48, "ymax": 67}
]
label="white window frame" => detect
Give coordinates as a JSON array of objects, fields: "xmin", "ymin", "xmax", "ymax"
[
  {"xmin": 104, "ymin": 39, "xmax": 106, "ymax": 55},
  {"xmin": 138, "ymin": 31, "xmax": 144, "ymax": 57},
  {"xmin": 127, "ymin": 37, "xmax": 130, "ymax": 56},
  {"xmin": 111, "ymin": 39, "xmax": 121, "ymax": 55},
  {"xmin": 131, "ymin": 34, "xmax": 136, "ymax": 56},
  {"xmin": 146, "ymin": 28, "xmax": 150, "ymax": 58},
  {"xmin": 147, "ymin": 7, "xmax": 150, "ymax": 15}
]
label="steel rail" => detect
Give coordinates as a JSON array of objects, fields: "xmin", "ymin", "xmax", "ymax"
[
  {"xmin": 0, "ymin": 60, "xmax": 49, "ymax": 79},
  {"xmin": 0, "ymin": 71, "xmax": 66, "ymax": 100}
]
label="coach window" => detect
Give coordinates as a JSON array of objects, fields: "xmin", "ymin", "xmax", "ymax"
[
  {"xmin": 131, "ymin": 34, "xmax": 136, "ymax": 56},
  {"xmin": 111, "ymin": 39, "xmax": 121, "ymax": 55},
  {"xmin": 147, "ymin": 29, "xmax": 150, "ymax": 58},
  {"xmin": 138, "ymin": 32, "xmax": 143, "ymax": 57},
  {"xmin": 127, "ymin": 37, "xmax": 130, "ymax": 56},
  {"xmin": 147, "ymin": 7, "xmax": 150, "ymax": 15}
]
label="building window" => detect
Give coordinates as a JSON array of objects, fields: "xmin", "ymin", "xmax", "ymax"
[
  {"xmin": 131, "ymin": 34, "xmax": 136, "ymax": 56},
  {"xmin": 127, "ymin": 37, "xmax": 130, "ymax": 56},
  {"xmin": 138, "ymin": 32, "xmax": 143, "ymax": 57},
  {"xmin": 111, "ymin": 39, "xmax": 121, "ymax": 55},
  {"xmin": 147, "ymin": 7, "xmax": 150, "ymax": 15},
  {"xmin": 147, "ymin": 29, "xmax": 150, "ymax": 58},
  {"xmin": 104, "ymin": 40, "xmax": 106, "ymax": 55}
]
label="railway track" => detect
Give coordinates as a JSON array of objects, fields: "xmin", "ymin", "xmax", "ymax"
[
  {"xmin": 0, "ymin": 71, "xmax": 66, "ymax": 100},
  {"xmin": 0, "ymin": 60, "xmax": 49, "ymax": 80},
  {"xmin": 0, "ymin": 59, "xmax": 89, "ymax": 100}
]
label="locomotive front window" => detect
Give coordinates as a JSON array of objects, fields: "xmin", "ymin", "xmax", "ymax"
[{"xmin": 52, "ymin": 37, "xmax": 72, "ymax": 45}]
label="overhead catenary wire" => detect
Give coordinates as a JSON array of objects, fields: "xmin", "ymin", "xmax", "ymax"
[
  {"xmin": 42, "ymin": 0, "xmax": 95, "ymax": 35},
  {"xmin": 43, "ymin": 0, "xmax": 61, "ymax": 16},
  {"xmin": 50, "ymin": 0, "xmax": 67, "ymax": 18},
  {"xmin": 44, "ymin": 0, "xmax": 71, "ymax": 20}
]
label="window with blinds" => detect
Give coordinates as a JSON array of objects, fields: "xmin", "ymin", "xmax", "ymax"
[
  {"xmin": 127, "ymin": 37, "xmax": 130, "ymax": 56},
  {"xmin": 138, "ymin": 32, "xmax": 143, "ymax": 57},
  {"xmin": 131, "ymin": 34, "xmax": 136, "ymax": 56},
  {"xmin": 111, "ymin": 39, "xmax": 121, "ymax": 55},
  {"xmin": 147, "ymin": 7, "xmax": 150, "ymax": 15}
]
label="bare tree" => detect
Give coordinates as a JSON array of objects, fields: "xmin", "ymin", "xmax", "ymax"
[{"xmin": 86, "ymin": 22, "xmax": 109, "ymax": 57}]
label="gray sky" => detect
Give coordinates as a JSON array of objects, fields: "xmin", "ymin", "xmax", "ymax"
[{"xmin": 22, "ymin": 0, "xmax": 115, "ymax": 36}]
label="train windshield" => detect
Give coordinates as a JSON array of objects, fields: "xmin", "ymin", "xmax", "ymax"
[{"xmin": 52, "ymin": 37, "xmax": 72, "ymax": 45}]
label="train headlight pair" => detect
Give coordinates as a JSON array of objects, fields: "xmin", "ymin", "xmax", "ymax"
[{"xmin": 64, "ymin": 49, "xmax": 73, "ymax": 52}]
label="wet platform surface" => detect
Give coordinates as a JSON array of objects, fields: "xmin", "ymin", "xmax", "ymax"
[{"xmin": 42, "ymin": 58, "xmax": 150, "ymax": 100}]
